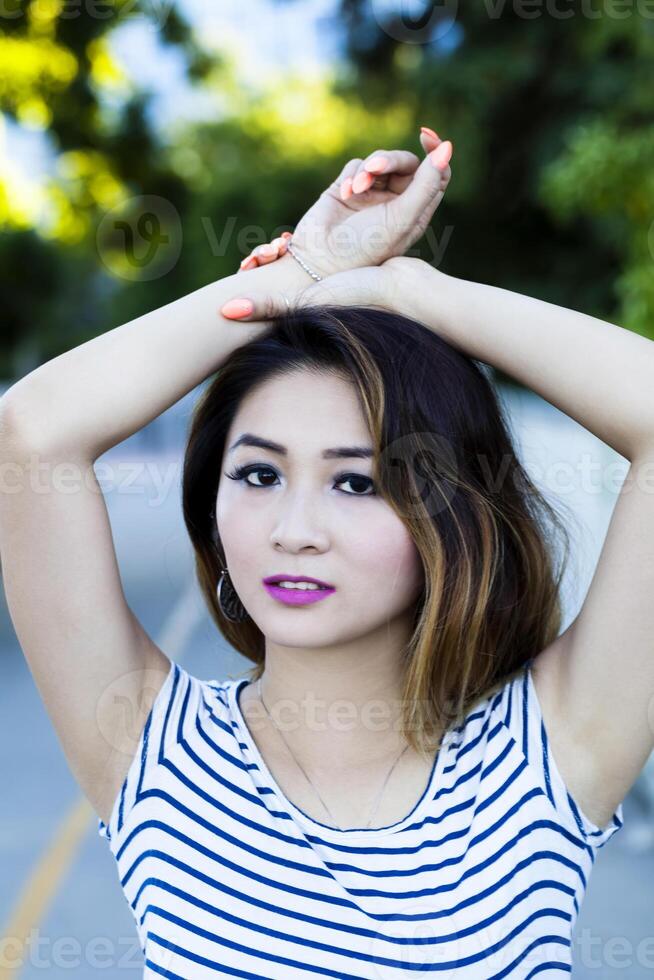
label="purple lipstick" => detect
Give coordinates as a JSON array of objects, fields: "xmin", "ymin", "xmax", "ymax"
[{"xmin": 263, "ymin": 574, "xmax": 336, "ymax": 607}]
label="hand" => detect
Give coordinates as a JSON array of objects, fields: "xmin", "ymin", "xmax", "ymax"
[
  {"xmin": 220, "ymin": 255, "xmax": 423, "ymax": 322},
  {"xmin": 236, "ymin": 128, "xmax": 452, "ymax": 279}
]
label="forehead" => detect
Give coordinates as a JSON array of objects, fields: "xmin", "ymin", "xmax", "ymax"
[{"xmin": 227, "ymin": 370, "xmax": 371, "ymax": 447}]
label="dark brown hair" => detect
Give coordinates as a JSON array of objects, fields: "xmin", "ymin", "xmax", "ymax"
[{"xmin": 181, "ymin": 304, "xmax": 572, "ymax": 755}]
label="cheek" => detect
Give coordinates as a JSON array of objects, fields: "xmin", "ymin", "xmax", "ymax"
[
  {"xmin": 349, "ymin": 511, "xmax": 424, "ymax": 597},
  {"xmin": 215, "ymin": 486, "xmax": 261, "ymax": 559}
]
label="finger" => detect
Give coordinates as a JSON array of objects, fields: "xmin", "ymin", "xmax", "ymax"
[
  {"xmin": 340, "ymin": 176, "xmax": 354, "ymax": 202},
  {"xmin": 271, "ymin": 235, "xmax": 291, "ymax": 256},
  {"xmin": 363, "ymin": 149, "xmax": 421, "ymax": 177},
  {"xmin": 348, "ymin": 150, "xmax": 421, "ymax": 197},
  {"xmin": 220, "ymin": 286, "xmax": 310, "ymax": 322},
  {"xmin": 239, "ymin": 241, "xmax": 282, "ymax": 272},
  {"xmin": 238, "ymin": 240, "xmax": 292, "ymax": 274},
  {"xmin": 238, "ymin": 256, "xmax": 258, "ymax": 273},
  {"xmin": 254, "ymin": 243, "xmax": 281, "ymax": 264},
  {"xmin": 324, "ymin": 157, "xmax": 362, "ymax": 202},
  {"xmin": 430, "ymin": 140, "xmax": 453, "ymax": 177},
  {"xmin": 419, "ymin": 126, "xmax": 441, "ymax": 153},
  {"xmin": 325, "ymin": 157, "xmax": 361, "ymax": 197},
  {"xmin": 277, "ymin": 231, "xmax": 294, "ymax": 246},
  {"xmin": 387, "ymin": 139, "xmax": 453, "ymax": 226},
  {"xmin": 351, "ymin": 136, "xmax": 442, "ymax": 198},
  {"xmin": 219, "ymin": 268, "xmax": 383, "ymax": 322}
]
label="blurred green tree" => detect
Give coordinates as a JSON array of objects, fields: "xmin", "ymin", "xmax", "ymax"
[
  {"xmin": 2, "ymin": 0, "xmax": 653, "ymax": 384},
  {"xmin": 0, "ymin": 0, "xmax": 214, "ymax": 377},
  {"xmin": 329, "ymin": 0, "xmax": 654, "ymax": 348}
]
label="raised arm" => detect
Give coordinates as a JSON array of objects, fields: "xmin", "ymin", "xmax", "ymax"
[
  {"xmin": 0, "ymin": 136, "xmax": 451, "ymax": 829},
  {"xmin": 393, "ymin": 257, "xmax": 654, "ymax": 829},
  {"xmin": 0, "ymin": 252, "xmax": 310, "ymax": 828},
  {"xmin": 394, "ymin": 259, "xmax": 654, "ymax": 463},
  {"xmin": 1, "ymin": 255, "xmax": 309, "ymax": 461}
]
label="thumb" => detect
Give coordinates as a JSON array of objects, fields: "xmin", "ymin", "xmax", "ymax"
[
  {"xmin": 219, "ymin": 268, "xmax": 389, "ymax": 321},
  {"xmin": 388, "ymin": 139, "xmax": 452, "ymax": 229},
  {"xmin": 219, "ymin": 282, "xmax": 323, "ymax": 322}
]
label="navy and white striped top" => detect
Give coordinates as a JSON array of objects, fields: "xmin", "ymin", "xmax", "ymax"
[{"xmin": 98, "ymin": 657, "xmax": 624, "ymax": 978}]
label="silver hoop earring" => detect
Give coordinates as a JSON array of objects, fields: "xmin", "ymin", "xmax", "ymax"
[{"xmin": 216, "ymin": 567, "xmax": 249, "ymax": 623}]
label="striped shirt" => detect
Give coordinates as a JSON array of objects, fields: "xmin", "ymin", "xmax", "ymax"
[{"xmin": 98, "ymin": 657, "xmax": 624, "ymax": 978}]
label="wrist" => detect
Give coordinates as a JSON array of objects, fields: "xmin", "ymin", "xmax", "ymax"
[
  {"xmin": 388, "ymin": 258, "xmax": 458, "ymax": 339},
  {"xmin": 238, "ymin": 249, "xmax": 315, "ymax": 295},
  {"xmin": 284, "ymin": 242, "xmax": 325, "ymax": 283}
]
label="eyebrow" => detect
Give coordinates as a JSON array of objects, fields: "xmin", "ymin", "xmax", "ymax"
[{"xmin": 228, "ymin": 433, "xmax": 374, "ymax": 460}]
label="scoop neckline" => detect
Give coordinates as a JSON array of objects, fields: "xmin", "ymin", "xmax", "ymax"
[{"xmin": 229, "ymin": 676, "xmax": 450, "ymax": 842}]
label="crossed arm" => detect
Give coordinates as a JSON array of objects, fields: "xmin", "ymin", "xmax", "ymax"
[
  {"xmin": 396, "ymin": 259, "xmax": 654, "ymax": 821},
  {"xmin": 3, "ymin": 131, "xmax": 653, "ymax": 826}
]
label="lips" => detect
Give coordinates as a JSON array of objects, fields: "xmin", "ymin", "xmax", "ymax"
[
  {"xmin": 263, "ymin": 580, "xmax": 336, "ymax": 606},
  {"xmin": 263, "ymin": 574, "xmax": 335, "ymax": 589}
]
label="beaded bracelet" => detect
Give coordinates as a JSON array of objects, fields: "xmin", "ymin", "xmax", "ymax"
[{"xmin": 286, "ymin": 242, "xmax": 323, "ymax": 282}]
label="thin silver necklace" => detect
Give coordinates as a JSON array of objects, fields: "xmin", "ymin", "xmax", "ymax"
[{"xmin": 256, "ymin": 677, "xmax": 410, "ymax": 831}]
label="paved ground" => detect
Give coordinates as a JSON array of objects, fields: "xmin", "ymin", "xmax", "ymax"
[{"xmin": 1, "ymin": 409, "xmax": 653, "ymax": 977}]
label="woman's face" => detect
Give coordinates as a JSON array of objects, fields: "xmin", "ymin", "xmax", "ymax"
[{"xmin": 215, "ymin": 368, "xmax": 425, "ymax": 648}]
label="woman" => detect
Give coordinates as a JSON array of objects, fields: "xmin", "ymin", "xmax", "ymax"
[{"xmin": 1, "ymin": 128, "xmax": 652, "ymax": 977}]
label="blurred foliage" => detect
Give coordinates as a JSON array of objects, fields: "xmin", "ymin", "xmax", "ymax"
[
  {"xmin": 330, "ymin": 0, "xmax": 654, "ymax": 349},
  {"xmin": 0, "ymin": 0, "xmax": 214, "ymax": 376},
  {"xmin": 1, "ymin": 0, "xmax": 653, "ymax": 381}
]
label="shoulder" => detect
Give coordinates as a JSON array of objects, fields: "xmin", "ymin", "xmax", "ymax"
[
  {"xmin": 443, "ymin": 660, "xmax": 623, "ymax": 851},
  {"xmin": 97, "ymin": 661, "xmax": 244, "ymax": 842}
]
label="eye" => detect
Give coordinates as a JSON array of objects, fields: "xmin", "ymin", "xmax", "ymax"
[
  {"xmin": 225, "ymin": 464, "xmax": 278, "ymax": 488},
  {"xmin": 224, "ymin": 464, "xmax": 376, "ymax": 496},
  {"xmin": 335, "ymin": 472, "xmax": 376, "ymax": 496}
]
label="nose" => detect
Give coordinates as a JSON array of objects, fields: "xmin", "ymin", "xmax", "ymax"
[{"xmin": 269, "ymin": 490, "xmax": 330, "ymax": 553}]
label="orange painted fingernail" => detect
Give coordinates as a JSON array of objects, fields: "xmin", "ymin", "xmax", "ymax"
[
  {"xmin": 340, "ymin": 177, "xmax": 353, "ymax": 201},
  {"xmin": 429, "ymin": 140, "xmax": 452, "ymax": 170},
  {"xmin": 421, "ymin": 126, "xmax": 441, "ymax": 141},
  {"xmin": 364, "ymin": 155, "xmax": 388, "ymax": 173},
  {"xmin": 240, "ymin": 256, "xmax": 258, "ymax": 270},
  {"xmin": 352, "ymin": 171, "xmax": 373, "ymax": 194},
  {"xmin": 220, "ymin": 298, "xmax": 253, "ymax": 319},
  {"xmin": 281, "ymin": 231, "xmax": 293, "ymax": 239}
]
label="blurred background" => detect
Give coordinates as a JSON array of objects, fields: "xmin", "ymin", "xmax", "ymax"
[{"xmin": 1, "ymin": 0, "xmax": 653, "ymax": 975}]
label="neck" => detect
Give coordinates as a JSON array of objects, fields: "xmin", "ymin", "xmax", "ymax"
[{"xmin": 251, "ymin": 614, "xmax": 417, "ymax": 773}]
